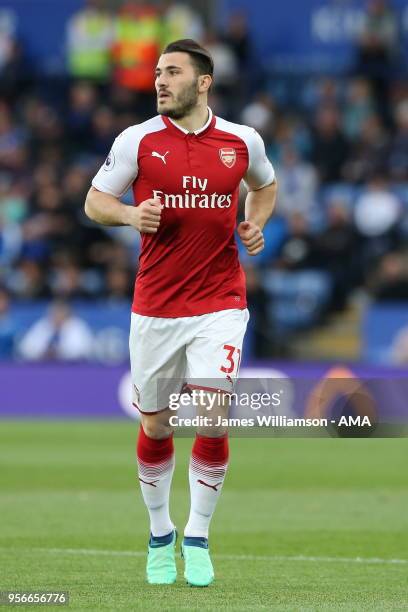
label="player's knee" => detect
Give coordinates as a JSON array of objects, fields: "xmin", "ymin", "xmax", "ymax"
[
  {"xmin": 196, "ymin": 425, "xmax": 227, "ymax": 438},
  {"xmin": 141, "ymin": 417, "xmax": 172, "ymax": 440}
]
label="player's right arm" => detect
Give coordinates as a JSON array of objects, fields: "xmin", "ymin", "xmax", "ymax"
[
  {"xmin": 85, "ymin": 188, "xmax": 161, "ymax": 234},
  {"xmin": 84, "ymin": 126, "xmax": 161, "ymax": 234}
]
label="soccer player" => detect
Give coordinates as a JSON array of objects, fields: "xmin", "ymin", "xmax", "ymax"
[{"xmin": 85, "ymin": 39, "xmax": 277, "ymax": 587}]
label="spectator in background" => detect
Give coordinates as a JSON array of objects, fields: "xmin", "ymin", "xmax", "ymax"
[
  {"xmin": 111, "ymin": 1, "xmax": 161, "ymax": 94},
  {"xmin": 268, "ymin": 113, "xmax": 312, "ymax": 163},
  {"xmin": 84, "ymin": 238, "xmax": 131, "ymax": 281},
  {"xmin": 356, "ymin": 0, "xmax": 398, "ymax": 70},
  {"xmin": 244, "ymin": 265, "xmax": 276, "ymax": 358},
  {"xmin": 62, "ymin": 164, "xmax": 92, "ymax": 211},
  {"xmin": 0, "ymin": 39, "xmax": 30, "ymax": 101},
  {"xmin": 0, "ymin": 101, "xmax": 28, "ymax": 173},
  {"xmin": 204, "ymin": 31, "xmax": 238, "ymax": 95},
  {"xmin": 276, "ymin": 212, "xmax": 319, "ymax": 271},
  {"xmin": 66, "ymin": 82, "xmax": 99, "ymax": 154},
  {"xmin": 203, "ymin": 31, "xmax": 239, "ymax": 118},
  {"xmin": 342, "ymin": 78, "xmax": 375, "ymax": 141},
  {"xmin": 161, "ymin": 1, "xmax": 204, "ymax": 46},
  {"xmin": 0, "ymin": 9, "xmax": 18, "ymax": 84},
  {"xmin": 0, "ymin": 175, "xmax": 25, "ymax": 267},
  {"xmin": 368, "ymin": 251, "xmax": 408, "ymax": 302},
  {"xmin": 315, "ymin": 198, "xmax": 360, "ymax": 310},
  {"xmin": 31, "ymin": 161, "xmax": 59, "ymax": 192},
  {"xmin": 0, "ymin": 175, "xmax": 27, "ymax": 225},
  {"xmin": 222, "ymin": 12, "xmax": 253, "ymax": 108},
  {"xmin": 343, "ymin": 113, "xmax": 389, "ymax": 183},
  {"xmin": 7, "ymin": 259, "xmax": 50, "ymax": 299},
  {"xmin": 21, "ymin": 183, "xmax": 75, "ymax": 262},
  {"xmin": 369, "ymin": 251, "xmax": 408, "ymax": 302},
  {"xmin": 223, "ymin": 12, "xmax": 251, "ymax": 71},
  {"xmin": 241, "ymin": 92, "xmax": 274, "ymax": 135},
  {"xmin": 387, "ymin": 99, "xmax": 408, "ymax": 182},
  {"xmin": 389, "ymin": 79, "xmax": 408, "ymax": 109},
  {"xmin": 108, "ymin": 85, "xmax": 141, "ymax": 121},
  {"xmin": 0, "ymin": 287, "xmax": 17, "ymax": 359},
  {"xmin": 0, "ymin": 9, "xmax": 14, "ymax": 58},
  {"xmin": 354, "ymin": 0, "xmax": 399, "ymax": 121},
  {"xmin": 66, "ymin": 0, "xmax": 114, "ymax": 82},
  {"xmin": 354, "ymin": 175, "xmax": 401, "ymax": 239},
  {"xmin": 49, "ymin": 251, "xmax": 92, "ymax": 300},
  {"xmin": 18, "ymin": 300, "xmax": 94, "ymax": 361},
  {"xmin": 302, "ymin": 78, "xmax": 341, "ymax": 116},
  {"xmin": 354, "ymin": 175, "xmax": 402, "ymax": 270},
  {"xmin": 89, "ymin": 106, "xmax": 117, "ymax": 156},
  {"xmin": 275, "ymin": 146, "xmax": 318, "ymax": 218},
  {"xmin": 24, "ymin": 102, "xmax": 65, "ymax": 168},
  {"xmin": 310, "ymin": 106, "xmax": 349, "ymax": 183},
  {"xmin": 105, "ymin": 265, "xmax": 133, "ymax": 300}
]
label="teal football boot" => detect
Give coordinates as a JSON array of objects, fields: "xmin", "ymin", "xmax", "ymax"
[
  {"xmin": 146, "ymin": 530, "xmax": 177, "ymax": 585},
  {"xmin": 181, "ymin": 537, "xmax": 214, "ymax": 587}
]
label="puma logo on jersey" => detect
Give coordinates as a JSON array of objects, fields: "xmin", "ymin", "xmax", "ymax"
[{"xmin": 151, "ymin": 151, "xmax": 170, "ymax": 164}]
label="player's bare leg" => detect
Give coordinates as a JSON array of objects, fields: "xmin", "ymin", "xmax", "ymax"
[
  {"xmin": 182, "ymin": 392, "xmax": 230, "ymax": 587},
  {"xmin": 137, "ymin": 409, "xmax": 177, "ymax": 584}
]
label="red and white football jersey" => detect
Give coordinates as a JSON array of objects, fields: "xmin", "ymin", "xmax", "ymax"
[{"xmin": 92, "ymin": 108, "xmax": 275, "ymax": 317}]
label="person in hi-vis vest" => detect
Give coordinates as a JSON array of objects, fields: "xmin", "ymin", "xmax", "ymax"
[
  {"xmin": 112, "ymin": 2, "xmax": 162, "ymax": 92},
  {"xmin": 66, "ymin": 0, "xmax": 114, "ymax": 81}
]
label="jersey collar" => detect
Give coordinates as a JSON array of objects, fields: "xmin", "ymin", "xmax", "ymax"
[{"xmin": 162, "ymin": 107, "xmax": 215, "ymax": 137}]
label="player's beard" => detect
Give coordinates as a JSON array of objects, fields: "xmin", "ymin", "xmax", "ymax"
[{"xmin": 157, "ymin": 78, "xmax": 199, "ymax": 120}]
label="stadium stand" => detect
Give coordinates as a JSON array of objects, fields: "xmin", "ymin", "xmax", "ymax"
[{"xmin": 0, "ymin": 0, "xmax": 407, "ymax": 362}]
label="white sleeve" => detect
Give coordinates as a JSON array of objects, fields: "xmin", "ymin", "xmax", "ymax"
[
  {"xmin": 243, "ymin": 129, "xmax": 275, "ymax": 191},
  {"xmin": 92, "ymin": 127, "xmax": 139, "ymax": 197}
]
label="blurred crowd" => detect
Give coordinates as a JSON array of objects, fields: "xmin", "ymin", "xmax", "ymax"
[{"xmin": 0, "ymin": 0, "xmax": 407, "ymax": 360}]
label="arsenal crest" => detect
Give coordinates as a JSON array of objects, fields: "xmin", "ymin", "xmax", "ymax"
[{"xmin": 219, "ymin": 148, "xmax": 236, "ymax": 168}]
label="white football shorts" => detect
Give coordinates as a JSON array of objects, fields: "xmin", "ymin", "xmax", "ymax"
[{"xmin": 129, "ymin": 308, "xmax": 249, "ymax": 413}]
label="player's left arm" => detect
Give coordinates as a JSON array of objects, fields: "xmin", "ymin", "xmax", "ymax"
[
  {"xmin": 237, "ymin": 129, "xmax": 277, "ymax": 256},
  {"xmin": 238, "ymin": 180, "xmax": 277, "ymax": 256}
]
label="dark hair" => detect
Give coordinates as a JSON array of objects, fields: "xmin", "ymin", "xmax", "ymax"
[{"xmin": 162, "ymin": 39, "xmax": 214, "ymax": 77}]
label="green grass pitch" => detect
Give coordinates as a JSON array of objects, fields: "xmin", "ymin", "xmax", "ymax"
[{"xmin": 0, "ymin": 421, "xmax": 407, "ymax": 610}]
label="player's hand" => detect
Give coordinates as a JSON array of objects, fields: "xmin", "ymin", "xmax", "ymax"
[
  {"xmin": 237, "ymin": 221, "xmax": 264, "ymax": 256},
  {"xmin": 128, "ymin": 198, "xmax": 162, "ymax": 234}
]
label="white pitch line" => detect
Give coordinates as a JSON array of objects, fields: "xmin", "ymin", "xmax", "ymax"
[{"xmin": 1, "ymin": 548, "xmax": 407, "ymax": 565}]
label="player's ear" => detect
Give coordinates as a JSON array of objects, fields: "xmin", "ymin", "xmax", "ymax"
[{"xmin": 198, "ymin": 74, "xmax": 212, "ymax": 93}]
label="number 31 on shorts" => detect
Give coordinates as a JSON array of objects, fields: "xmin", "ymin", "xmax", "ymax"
[{"xmin": 220, "ymin": 344, "xmax": 242, "ymax": 375}]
